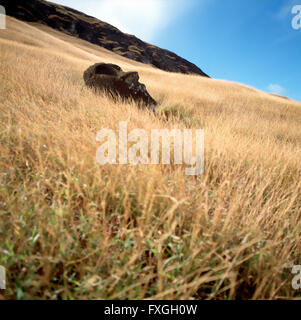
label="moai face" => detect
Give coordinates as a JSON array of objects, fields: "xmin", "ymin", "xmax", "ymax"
[{"xmin": 83, "ymin": 63, "xmax": 157, "ymax": 110}]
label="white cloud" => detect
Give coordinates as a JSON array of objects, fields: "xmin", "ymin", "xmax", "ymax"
[
  {"xmin": 268, "ymin": 84, "xmax": 286, "ymax": 96},
  {"xmin": 96, "ymin": 0, "xmax": 196, "ymax": 41},
  {"xmin": 53, "ymin": 0, "xmax": 197, "ymax": 42}
]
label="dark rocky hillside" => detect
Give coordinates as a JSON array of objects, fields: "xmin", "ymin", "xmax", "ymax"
[{"xmin": 3, "ymin": 0, "xmax": 209, "ymax": 77}]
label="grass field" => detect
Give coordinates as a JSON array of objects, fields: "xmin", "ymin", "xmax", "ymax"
[{"xmin": 0, "ymin": 16, "xmax": 301, "ymax": 300}]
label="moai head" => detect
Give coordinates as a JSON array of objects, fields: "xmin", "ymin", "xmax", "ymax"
[{"xmin": 83, "ymin": 63, "xmax": 157, "ymax": 110}]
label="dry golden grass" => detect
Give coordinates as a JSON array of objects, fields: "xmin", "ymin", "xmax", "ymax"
[{"xmin": 0, "ymin": 17, "xmax": 301, "ymax": 300}]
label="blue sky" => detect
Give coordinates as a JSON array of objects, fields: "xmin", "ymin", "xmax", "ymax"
[{"xmin": 53, "ymin": 0, "xmax": 301, "ymax": 101}]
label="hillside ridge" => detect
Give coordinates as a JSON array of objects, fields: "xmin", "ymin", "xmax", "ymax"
[{"xmin": 3, "ymin": 0, "xmax": 210, "ymax": 77}]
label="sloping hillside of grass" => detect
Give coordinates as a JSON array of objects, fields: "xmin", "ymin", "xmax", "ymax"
[{"xmin": 0, "ymin": 17, "xmax": 301, "ymax": 300}]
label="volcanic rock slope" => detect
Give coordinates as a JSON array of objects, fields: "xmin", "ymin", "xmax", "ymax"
[{"xmin": 3, "ymin": 0, "xmax": 209, "ymax": 77}]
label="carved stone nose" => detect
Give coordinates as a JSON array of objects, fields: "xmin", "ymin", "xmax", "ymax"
[{"xmin": 120, "ymin": 72, "xmax": 139, "ymax": 85}]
